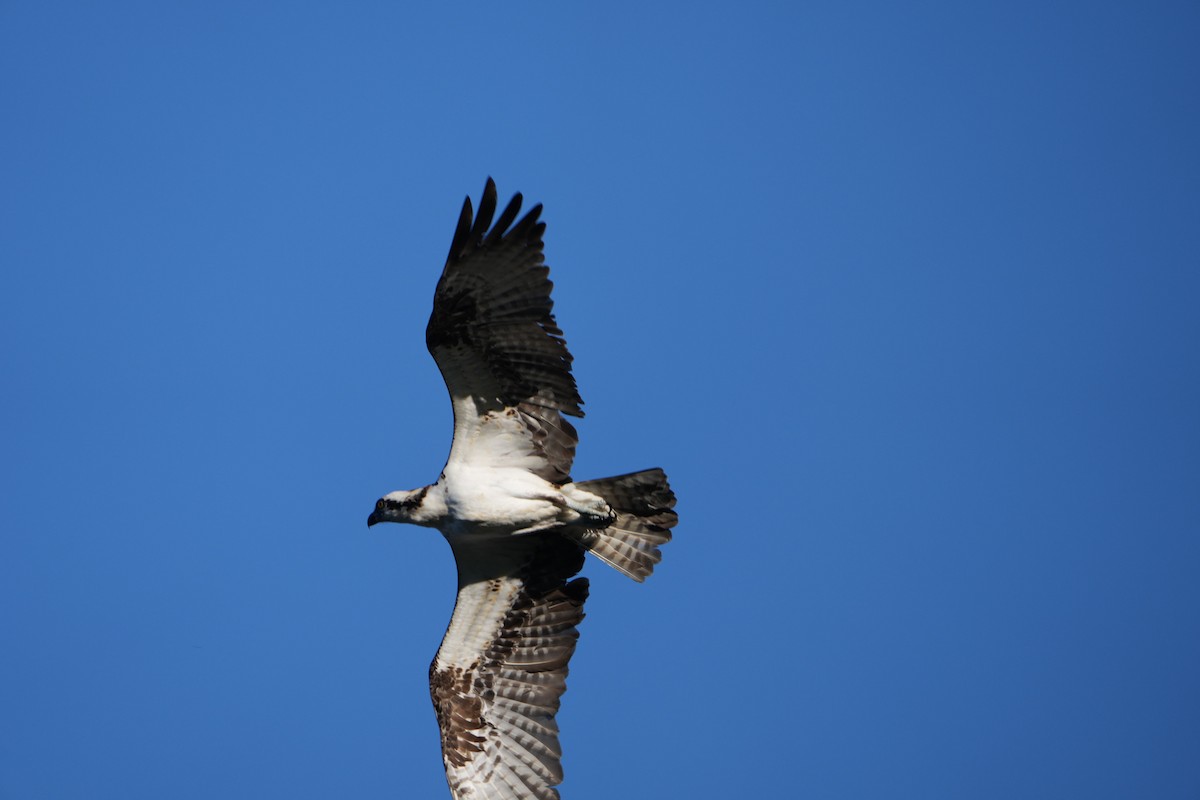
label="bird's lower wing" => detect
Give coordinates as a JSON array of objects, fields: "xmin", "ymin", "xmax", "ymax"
[{"xmin": 431, "ymin": 535, "xmax": 588, "ymax": 800}]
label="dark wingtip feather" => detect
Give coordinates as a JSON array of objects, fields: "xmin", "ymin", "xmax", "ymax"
[
  {"xmin": 510, "ymin": 203, "xmax": 545, "ymax": 242},
  {"xmin": 469, "ymin": 178, "xmax": 498, "ymax": 242},
  {"xmin": 446, "ymin": 194, "xmax": 475, "ymax": 264},
  {"xmin": 488, "ymin": 190, "xmax": 525, "ymax": 245}
]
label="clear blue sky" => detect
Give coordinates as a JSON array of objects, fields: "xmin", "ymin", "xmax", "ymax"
[{"xmin": 3, "ymin": 2, "xmax": 1198, "ymax": 798}]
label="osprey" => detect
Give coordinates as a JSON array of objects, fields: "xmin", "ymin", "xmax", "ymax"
[{"xmin": 367, "ymin": 179, "xmax": 677, "ymax": 800}]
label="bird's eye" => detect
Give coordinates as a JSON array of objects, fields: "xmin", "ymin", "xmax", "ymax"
[{"xmin": 376, "ymin": 499, "xmax": 386, "ymax": 511}]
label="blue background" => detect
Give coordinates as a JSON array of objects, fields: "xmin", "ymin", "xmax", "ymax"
[{"xmin": 3, "ymin": 2, "xmax": 1199, "ymax": 798}]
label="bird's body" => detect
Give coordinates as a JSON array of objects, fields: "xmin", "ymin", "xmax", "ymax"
[
  {"xmin": 382, "ymin": 467, "xmax": 611, "ymax": 536},
  {"xmin": 368, "ymin": 179, "xmax": 677, "ymax": 800}
]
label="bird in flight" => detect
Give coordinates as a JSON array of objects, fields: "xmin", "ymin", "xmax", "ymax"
[{"xmin": 367, "ymin": 179, "xmax": 678, "ymax": 800}]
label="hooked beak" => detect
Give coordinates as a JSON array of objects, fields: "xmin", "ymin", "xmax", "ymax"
[{"xmin": 367, "ymin": 510, "xmax": 381, "ymax": 527}]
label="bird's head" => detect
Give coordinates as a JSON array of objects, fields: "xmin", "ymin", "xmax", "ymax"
[{"xmin": 367, "ymin": 487, "xmax": 430, "ymax": 527}]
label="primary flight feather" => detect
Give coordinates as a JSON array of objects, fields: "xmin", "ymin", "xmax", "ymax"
[{"xmin": 367, "ymin": 179, "xmax": 678, "ymax": 799}]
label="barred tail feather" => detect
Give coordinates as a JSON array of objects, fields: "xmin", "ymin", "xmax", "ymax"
[{"xmin": 568, "ymin": 468, "xmax": 678, "ymax": 582}]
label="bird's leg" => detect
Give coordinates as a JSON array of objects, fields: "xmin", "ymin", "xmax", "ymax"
[
  {"xmin": 508, "ymin": 485, "xmax": 614, "ymax": 535},
  {"xmin": 559, "ymin": 484, "xmax": 616, "ymax": 526}
]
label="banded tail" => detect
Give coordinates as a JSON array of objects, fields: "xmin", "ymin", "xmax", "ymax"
[{"xmin": 568, "ymin": 468, "xmax": 678, "ymax": 582}]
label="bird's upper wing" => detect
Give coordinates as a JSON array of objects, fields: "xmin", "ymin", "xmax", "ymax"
[
  {"xmin": 431, "ymin": 534, "xmax": 588, "ymax": 800},
  {"xmin": 426, "ymin": 179, "xmax": 582, "ymax": 483}
]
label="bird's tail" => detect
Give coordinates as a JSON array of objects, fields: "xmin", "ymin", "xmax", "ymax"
[{"xmin": 567, "ymin": 468, "xmax": 678, "ymax": 582}]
